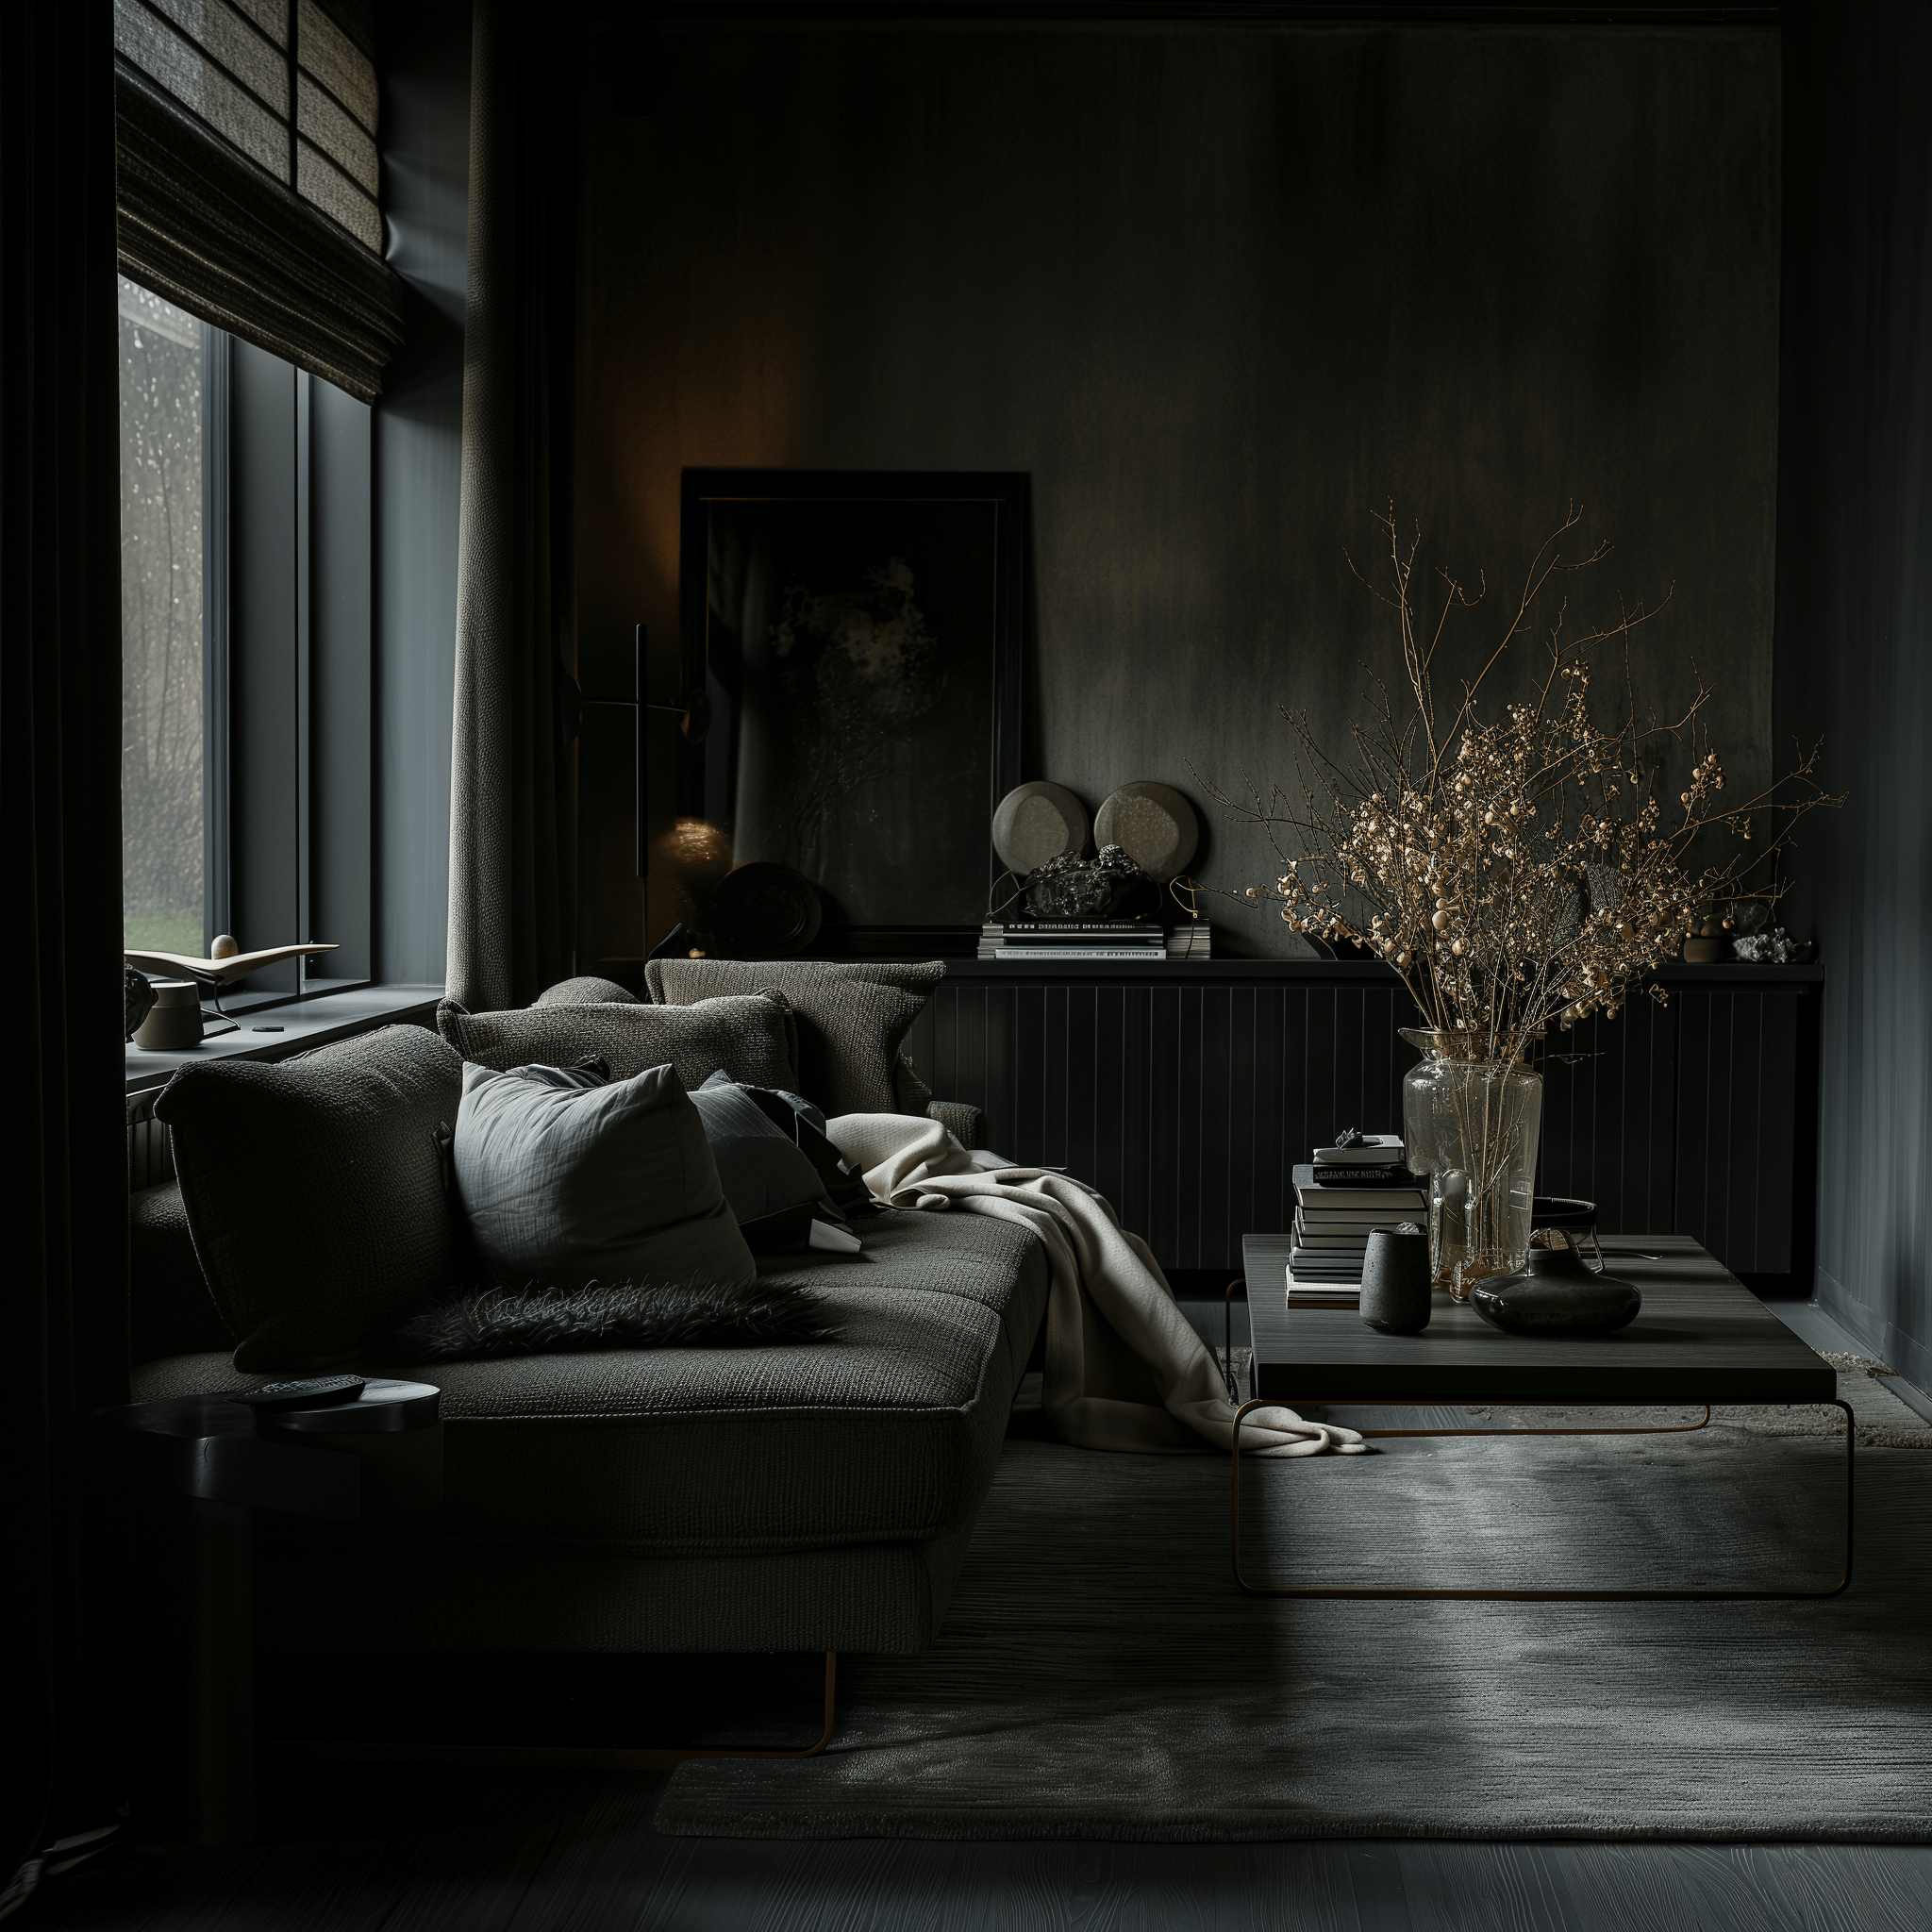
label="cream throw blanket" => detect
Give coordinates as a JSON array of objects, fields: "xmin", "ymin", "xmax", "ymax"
[{"xmin": 825, "ymin": 1113, "xmax": 1365, "ymax": 1458}]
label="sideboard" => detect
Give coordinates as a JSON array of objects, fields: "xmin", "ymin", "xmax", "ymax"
[{"xmin": 900, "ymin": 958, "xmax": 1822, "ymax": 1296}]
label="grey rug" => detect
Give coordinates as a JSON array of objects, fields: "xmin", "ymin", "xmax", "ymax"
[{"xmin": 657, "ymin": 1389, "xmax": 1932, "ymax": 1843}]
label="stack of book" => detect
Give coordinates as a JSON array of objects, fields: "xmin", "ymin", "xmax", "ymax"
[
  {"xmin": 1165, "ymin": 923, "xmax": 1211, "ymax": 960},
  {"xmin": 979, "ymin": 920, "xmax": 1167, "ymax": 961},
  {"xmin": 1288, "ymin": 1137, "xmax": 1428, "ymax": 1303}
]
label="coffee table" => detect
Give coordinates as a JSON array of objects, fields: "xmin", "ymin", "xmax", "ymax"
[{"xmin": 1233, "ymin": 1232, "xmax": 1852, "ymax": 1603}]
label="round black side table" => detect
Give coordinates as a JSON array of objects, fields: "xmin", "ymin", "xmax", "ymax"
[{"xmin": 97, "ymin": 1378, "xmax": 441, "ymax": 1845}]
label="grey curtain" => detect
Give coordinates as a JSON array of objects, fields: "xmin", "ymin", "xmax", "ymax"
[
  {"xmin": 2, "ymin": 0, "xmax": 133, "ymax": 1885},
  {"xmin": 446, "ymin": 0, "xmax": 575, "ymax": 1012}
]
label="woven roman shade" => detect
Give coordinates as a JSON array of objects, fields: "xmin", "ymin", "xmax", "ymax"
[{"xmin": 113, "ymin": 0, "xmax": 405, "ymax": 403}]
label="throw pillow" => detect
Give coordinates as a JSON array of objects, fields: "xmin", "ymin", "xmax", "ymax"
[
  {"xmin": 702, "ymin": 1071, "xmax": 876, "ymax": 1221},
  {"xmin": 689, "ymin": 1074, "xmax": 858, "ymax": 1252},
  {"xmin": 453, "ymin": 1061, "xmax": 756, "ymax": 1291},
  {"xmin": 533, "ymin": 975, "xmax": 639, "ymax": 1006},
  {"xmin": 437, "ymin": 991, "xmax": 798, "ymax": 1093},
  {"xmin": 153, "ymin": 1024, "xmax": 465, "ymax": 1372},
  {"xmin": 644, "ymin": 959, "xmax": 945, "ymax": 1118}
]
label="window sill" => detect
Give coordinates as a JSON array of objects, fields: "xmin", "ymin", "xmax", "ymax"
[{"xmin": 125, "ymin": 983, "xmax": 444, "ymax": 1095}]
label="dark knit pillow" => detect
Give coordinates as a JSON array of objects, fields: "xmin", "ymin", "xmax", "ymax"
[
  {"xmin": 701, "ymin": 1072, "xmax": 876, "ymax": 1221},
  {"xmin": 689, "ymin": 1074, "xmax": 855, "ymax": 1252},
  {"xmin": 128, "ymin": 1179, "xmax": 233, "ymax": 1361},
  {"xmin": 533, "ymin": 975, "xmax": 638, "ymax": 1007},
  {"xmin": 437, "ymin": 991, "xmax": 798, "ymax": 1093},
  {"xmin": 399, "ymin": 1278, "xmax": 836, "ymax": 1362},
  {"xmin": 644, "ymin": 959, "xmax": 944, "ymax": 1118},
  {"xmin": 153, "ymin": 1025, "xmax": 464, "ymax": 1372}
]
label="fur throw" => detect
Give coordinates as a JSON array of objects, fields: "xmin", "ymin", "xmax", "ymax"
[{"xmin": 399, "ymin": 1278, "xmax": 837, "ymax": 1362}]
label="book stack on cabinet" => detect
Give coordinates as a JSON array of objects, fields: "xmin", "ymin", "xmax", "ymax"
[
  {"xmin": 978, "ymin": 920, "xmax": 1167, "ymax": 962},
  {"xmin": 1288, "ymin": 1136, "xmax": 1428, "ymax": 1305}
]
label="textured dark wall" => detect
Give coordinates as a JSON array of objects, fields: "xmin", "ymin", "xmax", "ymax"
[
  {"xmin": 1774, "ymin": 3, "xmax": 1932, "ymax": 1383},
  {"xmin": 575, "ymin": 23, "xmax": 1779, "ymax": 956},
  {"xmin": 373, "ymin": 0, "xmax": 469, "ymax": 987}
]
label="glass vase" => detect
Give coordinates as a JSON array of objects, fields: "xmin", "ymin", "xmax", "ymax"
[{"xmin": 1400, "ymin": 1030, "xmax": 1543, "ymax": 1300}]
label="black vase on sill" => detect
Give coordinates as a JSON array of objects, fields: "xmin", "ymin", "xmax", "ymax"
[{"xmin": 1472, "ymin": 1244, "xmax": 1642, "ymax": 1337}]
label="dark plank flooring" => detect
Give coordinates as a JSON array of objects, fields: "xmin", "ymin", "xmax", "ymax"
[{"xmin": 26, "ymin": 1766, "xmax": 1932, "ymax": 1931}]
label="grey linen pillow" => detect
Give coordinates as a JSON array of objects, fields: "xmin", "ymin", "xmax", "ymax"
[
  {"xmin": 437, "ymin": 991, "xmax": 798, "ymax": 1092},
  {"xmin": 644, "ymin": 959, "xmax": 944, "ymax": 1118},
  {"xmin": 152, "ymin": 1025, "xmax": 464, "ymax": 1372},
  {"xmin": 454, "ymin": 1061, "xmax": 756, "ymax": 1291}
]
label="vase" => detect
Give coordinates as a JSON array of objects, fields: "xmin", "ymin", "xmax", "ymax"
[
  {"xmin": 1471, "ymin": 1243, "xmax": 1642, "ymax": 1336},
  {"xmin": 1400, "ymin": 1029, "xmax": 1542, "ymax": 1300}
]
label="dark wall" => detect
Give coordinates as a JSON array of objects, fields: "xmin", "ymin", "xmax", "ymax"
[
  {"xmin": 1774, "ymin": 3, "xmax": 1932, "ymax": 1382},
  {"xmin": 373, "ymin": 0, "xmax": 469, "ymax": 987},
  {"xmin": 574, "ymin": 22, "xmax": 1780, "ymax": 956}
]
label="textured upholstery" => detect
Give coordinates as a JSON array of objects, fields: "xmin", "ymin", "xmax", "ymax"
[
  {"xmin": 646, "ymin": 958, "xmax": 945, "ymax": 1118},
  {"xmin": 135, "ymin": 1210, "xmax": 1048, "ymax": 1651},
  {"xmin": 153, "ymin": 1025, "xmax": 465, "ymax": 1371},
  {"xmin": 926, "ymin": 1101, "xmax": 987, "ymax": 1150},
  {"xmin": 128, "ymin": 1179, "xmax": 231, "ymax": 1360},
  {"xmin": 438, "ymin": 992, "xmax": 798, "ymax": 1092}
]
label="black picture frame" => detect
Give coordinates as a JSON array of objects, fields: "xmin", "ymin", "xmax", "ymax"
[{"xmin": 675, "ymin": 468, "xmax": 1028, "ymax": 955}]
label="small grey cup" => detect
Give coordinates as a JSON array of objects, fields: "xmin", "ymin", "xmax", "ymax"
[{"xmin": 1359, "ymin": 1224, "xmax": 1432, "ymax": 1334}]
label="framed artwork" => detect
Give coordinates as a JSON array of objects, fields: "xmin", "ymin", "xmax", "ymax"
[{"xmin": 676, "ymin": 469, "xmax": 1028, "ymax": 950}]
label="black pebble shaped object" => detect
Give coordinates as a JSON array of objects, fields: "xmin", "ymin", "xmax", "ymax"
[{"xmin": 1473, "ymin": 1244, "xmax": 1642, "ymax": 1336}]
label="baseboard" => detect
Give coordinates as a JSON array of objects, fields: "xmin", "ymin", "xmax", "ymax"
[{"xmin": 1814, "ymin": 1265, "xmax": 1932, "ymax": 1410}]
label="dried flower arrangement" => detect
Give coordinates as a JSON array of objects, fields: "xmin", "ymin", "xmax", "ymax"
[{"xmin": 1200, "ymin": 507, "xmax": 1845, "ymax": 1067}]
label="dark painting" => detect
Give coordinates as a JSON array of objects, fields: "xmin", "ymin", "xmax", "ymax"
[{"xmin": 680, "ymin": 472, "xmax": 1025, "ymax": 938}]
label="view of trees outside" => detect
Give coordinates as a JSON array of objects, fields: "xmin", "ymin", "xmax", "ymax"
[{"xmin": 119, "ymin": 276, "xmax": 205, "ymax": 957}]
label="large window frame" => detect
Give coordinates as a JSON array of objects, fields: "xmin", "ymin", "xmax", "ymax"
[{"xmin": 124, "ymin": 287, "xmax": 377, "ymax": 1017}]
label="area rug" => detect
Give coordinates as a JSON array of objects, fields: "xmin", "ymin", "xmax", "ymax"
[{"xmin": 656, "ymin": 1388, "xmax": 1932, "ymax": 1843}]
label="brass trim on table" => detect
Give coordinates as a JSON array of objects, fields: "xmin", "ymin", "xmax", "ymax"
[
  {"xmin": 272, "ymin": 1651, "xmax": 840, "ymax": 1770},
  {"xmin": 1231, "ymin": 1397, "xmax": 1856, "ymax": 1603}
]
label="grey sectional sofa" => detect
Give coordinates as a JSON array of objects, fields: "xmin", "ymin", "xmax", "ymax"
[{"xmin": 128, "ymin": 1008, "xmax": 1047, "ymax": 1663}]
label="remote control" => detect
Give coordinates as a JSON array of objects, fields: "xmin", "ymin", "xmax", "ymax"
[{"xmin": 235, "ymin": 1374, "xmax": 367, "ymax": 1409}]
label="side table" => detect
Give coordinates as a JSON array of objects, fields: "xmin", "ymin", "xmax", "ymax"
[{"xmin": 96, "ymin": 1379, "xmax": 441, "ymax": 1844}]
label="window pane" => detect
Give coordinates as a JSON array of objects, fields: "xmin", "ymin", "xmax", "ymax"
[{"xmin": 119, "ymin": 276, "xmax": 207, "ymax": 958}]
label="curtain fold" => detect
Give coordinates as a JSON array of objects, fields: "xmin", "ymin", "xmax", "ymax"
[
  {"xmin": 2, "ymin": 0, "xmax": 135, "ymax": 1890},
  {"xmin": 445, "ymin": 0, "xmax": 575, "ymax": 1012}
]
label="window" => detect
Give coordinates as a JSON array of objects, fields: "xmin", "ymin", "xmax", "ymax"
[
  {"xmin": 119, "ymin": 270, "xmax": 375, "ymax": 1004},
  {"xmin": 118, "ymin": 275, "xmax": 207, "ymax": 956}
]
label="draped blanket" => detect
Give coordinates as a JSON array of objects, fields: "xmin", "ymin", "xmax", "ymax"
[{"xmin": 824, "ymin": 1115, "xmax": 1364, "ymax": 1459}]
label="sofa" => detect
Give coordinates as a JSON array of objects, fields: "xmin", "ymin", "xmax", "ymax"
[{"xmin": 127, "ymin": 962, "xmax": 1048, "ymax": 1661}]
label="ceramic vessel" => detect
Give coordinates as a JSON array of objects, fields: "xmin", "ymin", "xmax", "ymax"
[
  {"xmin": 1471, "ymin": 1243, "xmax": 1642, "ymax": 1337},
  {"xmin": 132, "ymin": 978, "xmax": 204, "ymax": 1051},
  {"xmin": 1358, "ymin": 1225, "xmax": 1432, "ymax": 1334}
]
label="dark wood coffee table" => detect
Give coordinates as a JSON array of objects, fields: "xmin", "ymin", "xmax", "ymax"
[{"xmin": 1234, "ymin": 1232, "xmax": 1852, "ymax": 1603}]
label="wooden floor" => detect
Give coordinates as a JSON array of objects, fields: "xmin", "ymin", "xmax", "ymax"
[
  {"xmin": 28, "ymin": 1767, "xmax": 1932, "ymax": 1931},
  {"xmin": 31, "ymin": 1297, "xmax": 1932, "ymax": 1931}
]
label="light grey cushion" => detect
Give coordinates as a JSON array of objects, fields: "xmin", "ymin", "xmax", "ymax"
[
  {"xmin": 645, "ymin": 959, "xmax": 945, "ymax": 1117},
  {"xmin": 152, "ymin": 1025, "xmax": 463, "ymax": 1372},
  {"xmin": 690, "ymin": 1073, "xmax": 841, "ymax": 1250},
  {"xmin": 534, "ymin": 975, "xmax": 639, "ymax": 1006},
  {"xmin": 438, "ymin": 991, "xmax": 798, "ymax": 1092},
  {"xmin": 455, "ymin": 1060, "xmax": 756, "ymax": 1292}
]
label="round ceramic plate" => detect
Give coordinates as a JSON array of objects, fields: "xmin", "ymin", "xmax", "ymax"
[
  {"xmin": 710, "ymin": 862, "xmax": 824, "ymax": 957},
  {"xmin": 992, "ymin": 782, "xmax": 1090, "ymax": 875},
  {"xmin": 1094, "ymin": 781, "xmax": 1199, "ymax": 883}
]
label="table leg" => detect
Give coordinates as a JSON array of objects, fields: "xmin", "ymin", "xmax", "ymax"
[
  {"xmin": 1231, "ymin": 1396, "xmax": 1855, "ymax": 1602},
  {"xmin": 184, "ymin": 1498, "xmax": 256, "ymax": 1845}
]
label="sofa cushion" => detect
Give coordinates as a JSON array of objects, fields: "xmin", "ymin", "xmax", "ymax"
[
  {"xmin": 644, "ymin": 959, "xmax": 944, "ymax": 1118},
  {"xmin": 152, "ymin": 1025, "xmax": 464, "ymax": 1372},
  {"xmin": 132, "ymin": 1208, "xmax": 1049, "ymax": 1555},
  {"xmin": 129, "ymin": 1179, "xmax": 232, "ymax": 1360},
  {"xmin": 438, "ymin": 991, "xmax": 798, "ymax": 1093},
  {"xmin": 533, "ymin": 975, "xmax": 639, "ymax": 1007},
  {"xmin": 455, "ymin": 1061, "xmax": 757, "ymax": 1291}
]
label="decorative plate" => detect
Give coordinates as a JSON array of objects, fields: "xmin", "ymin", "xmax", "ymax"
[
  {"xmin": 992, "ymin": 782, "xmax": 1090, "ymax": 875},
  {"xmin": 1094, "ymin": 782, "xmax": 1199, "ymax": 883},
  {"xmin": 710, "ymin": 862, "xmax": 824, "ymax": 958}
]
